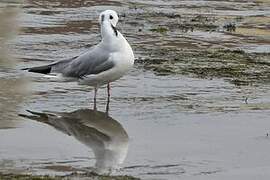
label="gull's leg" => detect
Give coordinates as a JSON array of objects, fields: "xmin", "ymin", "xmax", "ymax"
[
  {"xmin": 94, "ymin": 87, "xmax": 98, "ymax": 110},
  {"xmin": 106, "ymin": 83, "xmax": 111, "ymax": 114},
  {"xmin": 107, "ymin": 82, "xmax": 111, "ymax": 98},
  {"xmin": 106, "ymin": 95, "xmax": 110, "ymax": 115}
]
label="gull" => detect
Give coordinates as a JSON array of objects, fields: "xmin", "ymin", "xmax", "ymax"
[{"xmin": 23, "ymin": 10, "xmax": 134, "ymax": 108}]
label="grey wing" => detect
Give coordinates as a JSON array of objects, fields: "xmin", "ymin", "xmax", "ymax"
[
  {"xmin": 50, "ymin": 56, "xmax": 78, "ymax": 72},
  {"xmin": 52, "ymin": 47, "xmax": 115, "ymax": 78},
  {"xmin": 24, "ymin": 56, "xmax": 77, "ymax": 74},
  {"xmin": 90, "ymin": 60, "xmax": 115, "ymax": 75}
]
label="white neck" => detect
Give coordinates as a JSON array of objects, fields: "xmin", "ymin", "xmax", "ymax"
[
  {"xmin": 100, "ymin": 21, "xmax": 131, "ymax": 53},
  {"xmin": 101, "ymin": 21, "xmax": 118, "ymax": 40},
  {"xmin": 99, "ymin": 21, "xmax": 134, "ymax": 62}
]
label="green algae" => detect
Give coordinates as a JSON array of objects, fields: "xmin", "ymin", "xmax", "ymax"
[
  {"xmin": 0, "ymin": 172, "xmax": 140, "ymax": 180},
  {"xmin": 137, "ymin": 49, "xmax": 270, "ymax": 86},
  {"xmin": 150, "ymin": 27, "xmax": 168, "ymax": 34}
]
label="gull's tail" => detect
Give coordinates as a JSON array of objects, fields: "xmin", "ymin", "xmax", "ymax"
[{"xmin": 22, "ymin": 65, "xmax": 52, "ymax": 74}]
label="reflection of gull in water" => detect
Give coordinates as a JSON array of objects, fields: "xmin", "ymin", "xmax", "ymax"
[{"xmin": 20, "ymin": 109, "xmax": 129, "ymax": 174}]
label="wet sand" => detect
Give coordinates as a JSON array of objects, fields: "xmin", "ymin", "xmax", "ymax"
[{"xmin": 1, "ymin": 0, "xmax": 270, "ymax": 179}]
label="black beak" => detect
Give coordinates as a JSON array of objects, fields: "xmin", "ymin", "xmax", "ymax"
[
  {"xmin": 111, "ymin": 24, "xmax": 118, "ymax": 36},
  {"xmin": 101, "ymin": 14, "xmax": 105, "ymax": 22}
]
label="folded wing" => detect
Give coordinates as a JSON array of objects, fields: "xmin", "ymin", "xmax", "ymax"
[{"xmin": 24, "ymin": 46, "xmax": 115, "ymax": 79}]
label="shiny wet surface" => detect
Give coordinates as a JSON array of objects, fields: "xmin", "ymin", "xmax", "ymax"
[
  {"xmin": 1, "ymin": 0, "xmax": 270, "ymax": 179},
  {"xmin": 18, "ymin": 108, "xmax": 129, "ymax": 175}
]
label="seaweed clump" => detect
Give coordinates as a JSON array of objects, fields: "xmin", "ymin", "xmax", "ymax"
[
  {"xmin": 137, "ymin": 48, "xmax": 270, "ymax": 86},
  {"xmin": 0, "ymin": 172, "xmax": 140, "ymax": 180}
]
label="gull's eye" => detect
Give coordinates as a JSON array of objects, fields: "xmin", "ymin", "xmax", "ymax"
[{"xmin": 110, "ymin": 15, "xmax": 113, "ymax": 20}]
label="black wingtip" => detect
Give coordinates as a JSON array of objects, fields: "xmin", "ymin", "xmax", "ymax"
[
  {"xmin": 22, "ymin": 65, "xmax": 52, "ymax": 74},
  {"xmin": 21, "ymin": 67, "xmax": 29, "ymax": 70}
]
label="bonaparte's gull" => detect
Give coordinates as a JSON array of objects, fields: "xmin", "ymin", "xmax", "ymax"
[{"xmin": 23, "ymin": 10, "xmax": 134, "ymax": 108}]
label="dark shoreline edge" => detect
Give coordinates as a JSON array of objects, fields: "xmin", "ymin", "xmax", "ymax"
[{"xmin": 0, "ymin": 172, "xmax": 140, "ymax": 180}]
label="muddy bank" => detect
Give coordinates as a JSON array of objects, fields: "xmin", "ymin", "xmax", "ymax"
[
  {"xmin": 128, "ymin": 0, "xmax": 270, "ymax": 86},
  {"xmin": 137, "ymin": 49, "xmax": 270, "ymax": 86},
  {"xmin": 0, "ymin": 172, "xmax": 139, "ymax": 180}
]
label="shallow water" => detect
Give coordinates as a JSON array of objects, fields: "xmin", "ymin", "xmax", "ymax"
[{"xmin": 1, "ymin": 0, "xmax": 270, "ymax": 179}]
